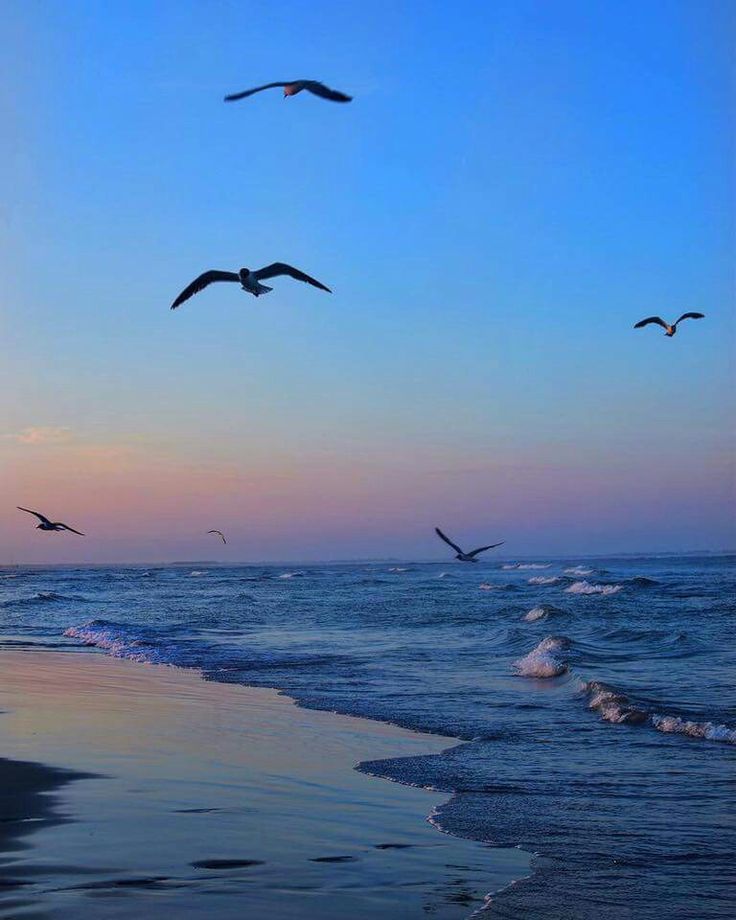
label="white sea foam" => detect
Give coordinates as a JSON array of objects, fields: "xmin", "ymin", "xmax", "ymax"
[
  {"xmin": 652, "ymin": 715, "xmax": 736, "ymax": 744},
  {"xmin": 564, "ymin": 566, "xmax": 594, "ymax": 576},
  {"xmin": 479, "ymin": 582, "xmax": 499, "ymax": 591},
  {"xmin": 513, "ymin": 636, "xmax": 570, "ymax": 678},
  {"xmin": 528, "ymin": 575, "xmax": 560, "ymax": 585},
  {"xmin": 565, "ymin": 579, "xmax": 622, "ymax": 595},
  {"xmin": 189, "ymin": 570, "xmax": 208, "ymax": 577},
  {"xmin": 63, "ymin": 621, "xmax": 166, "ymax": 664},
  {"xmin": 388, "ymin": 567, "xmax": 408, "ymax": 573},
  {"xmin": 583, "ymin": 680, "xmax": 736, "ymax": 743},
  {"xmin": 278, "ymin": 571, "xmax": 304, "ymax": 579},
  {"xmin": 523, "ymin": 605, "xmax": 564, "ymax": 622},
  {"xmin": 584, "ymin": 681, "xmax": 648, "ymax": 725}
]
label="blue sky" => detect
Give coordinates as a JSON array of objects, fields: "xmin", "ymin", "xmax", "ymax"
[{"xmin": 1, "ymin": 0, "xmax": 734, "ymax": 562}]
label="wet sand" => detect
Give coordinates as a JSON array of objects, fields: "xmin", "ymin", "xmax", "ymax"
[{"xmin": 0, "ymin": 650, "xmax": 529, "ymax": 918}]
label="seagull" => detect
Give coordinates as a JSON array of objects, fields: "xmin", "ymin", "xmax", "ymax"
[
  {"xmin": 17, "ymin": 507, "xmax": 85, "ymax": 535},
  {"xmin": 208, "ymin": 530, "xmax": 227, "ymax": 545},
  {"xmin": 224, "ymin": 80, "xmax": 352, "ymax": 104},
  {"xmin": 634, "ymin": 312, "xmax": 705, "ymax": 337},
  {"xmin": 170, "ymin": 264, "xmax": 331, "ymax": 309},
  {"xmin": 435, "ymin": 527, "xmax": 504, "ymax": 562}
]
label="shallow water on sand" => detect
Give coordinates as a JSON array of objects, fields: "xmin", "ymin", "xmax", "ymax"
[
  {"xmin": 1, "ymin": 553, "xmax": 734, "ymax": 917},
  {"xmin": 0, "ymin": 652, "xmax": 528, "ymax": 919}
]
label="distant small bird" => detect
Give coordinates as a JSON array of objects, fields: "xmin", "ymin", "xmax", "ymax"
[
  {"xmin": 435, "ymin": 527, "xmax": 504, "ymax": 562},
  {"xmin": 224, "ymin": 80, "xmax": 352, "ymax": 103},
  {"xmin": 208, "ymin": 530, "xmax": 227, "ymax": 545},
  {"xmin": 171, "ymin": 264, "xmax": 331, "ymax": 309},
  {"xmin": 634, "ymin": 312, "xmax": 705, "ymax": 337},
  {"xmin": 17, "ymin": 507, "xmax": 84, "ymax": 535}
]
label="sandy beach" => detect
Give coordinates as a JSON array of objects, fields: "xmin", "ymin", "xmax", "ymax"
[{"xmin": 0, "ymin": 649, "xmax": 529, "ymax": 918}]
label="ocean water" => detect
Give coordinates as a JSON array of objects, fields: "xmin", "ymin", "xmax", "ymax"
[{"xmin": 1, "ymin": 554, "xmax": 734, "ymax": 918}]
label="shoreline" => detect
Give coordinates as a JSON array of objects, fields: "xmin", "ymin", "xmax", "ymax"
[{"xmin": 0, "ymin": 647, "xmax": 530, "ymax": 918}]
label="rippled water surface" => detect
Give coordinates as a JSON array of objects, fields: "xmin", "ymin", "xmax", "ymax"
[{"xmin": 1, "ymin": 554, "xmax": 734, "ymax": 918}]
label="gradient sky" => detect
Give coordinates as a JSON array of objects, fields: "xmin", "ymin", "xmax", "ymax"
[{"xmin": 1, "ymin": 0, "xmax": 734, "ymax": 563}]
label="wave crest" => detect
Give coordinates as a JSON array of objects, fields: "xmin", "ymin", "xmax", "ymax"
[
  {"xmin": 523, "ymin": 604, "xmax": 566, "ymax": 622},
  {"xmin": 64, "ymin": 620, "xmax": 170, "ymax": 664},
  {"xmin": 583, "ymin": 681, "xmax": 736, "ymax": 744},
  {"xmin": 514, "ymin": 636, "xmax": 570, "ymax": 678},
  {"xmin": 565, "ymin": 579, "xmax": 622, "ymax": 595}
]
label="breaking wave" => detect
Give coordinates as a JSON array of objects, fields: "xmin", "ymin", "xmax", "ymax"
[
  {"xmin": 583, "ymin": 681, "xmax": 736, "ymax": 744},
  {"xmin": 528, "ymin": 575, "xmax": 560, "ymax": 585},
  {"xmin": 63, "ymin": 620, "xmax": 174, "ymax": 664},
  {"xmin": 652, "ymin": 714, "xmax": 736, "ymax": 744},
  {"xmin": 513, "ymin": 636, "xmax": 570, "ymax": 678},
  {"xmin": 522, "ymin": 604, "xmax": 566, "ymax": 622},
  {"xmin": 565, "ymin": 579, "xmax": 622, "ymax": 595}
]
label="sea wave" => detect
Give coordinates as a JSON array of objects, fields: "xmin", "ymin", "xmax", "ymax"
[
  {"xmin": 513, "ymin": 636, "xmax": 570, "ymax": 678},
  {"xmin": 63, "ymin": 620, "xmax": 172, "ymax": 664},
  {"xmin": 565, "ymin": 579, "xmax": 622, "ymax": 595},
  {"xmin": 1, "ymin": 591, "xmax": 87, "ymax": 609},
  {"xmin": 522, "ymin": 604, "xmax": 566, "ymax": 622},
  {"xmin": 627, "ymin": 576, "xmax": 659, "ymax": 587},
  {"xmin": 502, "ymin": 563, "xmax": 551, "ymax": 570},
  {"xmin": 564, "ymin": 566, "xmax": 593, "ymax": 576},
  {"xmin": 584, "ymin": 681, "xmax": 649, "ymax": 725},
  {"xmin": 652, "ymin": 714, "xmax": 736, "ymax": 744},
  {"xmin": 528, "ymin": 575, "xmax": 560, "ymax": 585},
  {"xmin": 583, "ymin": 680, "xmax": 736, "ymax": 744}
]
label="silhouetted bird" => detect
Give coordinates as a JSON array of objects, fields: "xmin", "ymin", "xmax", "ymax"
[
  {"xmin": 225, "ymin": 80, "xmax": 351, "ymax": 103},
  {"xmin": 17, "ymin": 507, "xmax": 84, "ymax": 535},
  {"xmin": 435, "ymin": 527, "xmax": 503, "ymax": 562},
  {"xmin": 171, "ymin": 264, "xmax": 331, "ymax": 309},
  {"xmin": 634, "ymin": 312, "xmax": 705, "ymax": 337},
  {"xmin": 208, "ymin": 530, "xmax": 227, "ymax": 545}
]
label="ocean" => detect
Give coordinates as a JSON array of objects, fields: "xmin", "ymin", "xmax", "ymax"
[{"xmin": 1, "ymin": 553, "xmax": 734, "ymax": 918}]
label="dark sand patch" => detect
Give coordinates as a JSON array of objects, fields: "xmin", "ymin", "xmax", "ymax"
[
  {"xmin": 0, "ymin": 757, "xmax": 91, "ymax": 857},
  {"xmin": 308, "ymin": 855, "xmax": 358, "ymax": 863}
]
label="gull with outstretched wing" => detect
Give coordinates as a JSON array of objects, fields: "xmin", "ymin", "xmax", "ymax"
[
  {"xmin": 225, "ymin": 79, "xmax": 352, "ymax": 103},
  {"xmin": 17, "ymin": 507, "xmax": 85, "ymax": 535},
  {"xmin": 435, "ymin": 527, "xmax": 504, "ymax": 562},
  {"xmin": 208, "ymin": 530, "xmax": 227, "ymax": 545},
  {"xmin": 171, "ymin": 263, "xmax": 331, "ymax": 309},
  {"xmin": 634, "ymin": 312, "xmax": 705, "ymax": 337}
]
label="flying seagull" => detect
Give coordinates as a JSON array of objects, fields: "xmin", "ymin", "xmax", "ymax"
[
  {"xmin": 171, "ymin": 264, "xmax": 331, "ymax": 309},
  {"xmin": 435, "ymin": 527, "xmax": 504, "ymax": 562},
  {"xmin": 634, "ymin": 312, "xmax": 705, "ymax": 337},
  {"xmin": 208, "ymin": 530, "xmax": 227, "ymax": 545},
  {"xmin": 224, "ymin": 80, "xmax": 352, "ymax": 103},
  {"xmin": 17, "ymin": 506, "xmax": 85, "ymax": 535}
]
